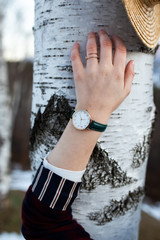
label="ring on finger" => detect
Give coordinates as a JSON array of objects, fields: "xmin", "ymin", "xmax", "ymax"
[
  {"xmin": 85, "ymin": 52, "xmax": 99, "ymax": 61},
  {"xmin": 85, "ymin": 56, "xmax": 99, "ymax": 60},
  {"xmin": 87, "ymin": 52, "xmax": 98, "ymax": 56}
]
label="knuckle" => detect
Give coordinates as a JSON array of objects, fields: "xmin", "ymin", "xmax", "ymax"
[
  {"xmin": 117, "ymin": 45, "xmax": 126, "ymax": 54},
  {"xmin": 113, "ymin": 36, "xmax": 126, "ymax": 53},
  {"xmin": 102, "ymin": 38, "xmax": 112, "ymax": 48},
  {"xmin": 100, "ymin": 68, "xmax": 107, "ymax": 76},
  {"xmin": 116, "ymin": 70, "xmax": 123, "ymax": 79},
  {"xmin": 88, "ymin": 69, "xmax": 96, "ymax": 78},
  {"xmin": 87, "ymin": 44, "xmax": 96, "ymax": 53},
  {"xmin": 99, "ymin": 64, "xmax": 112, "ymax": 76}
]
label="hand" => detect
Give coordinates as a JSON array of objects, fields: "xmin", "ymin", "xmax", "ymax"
[{"xmin": 71, "ymin": 29, "xmax": 134, "ymax": 124}]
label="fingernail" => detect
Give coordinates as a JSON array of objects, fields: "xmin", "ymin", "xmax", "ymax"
[
  {"xmin": 89, "ymin": 31, "xmax": 95, "ymax": 34},
  {"xmin": 112, "ymin": 35, "xmax": 118, "ymax": 39},
  {"xmin": 74, "ymin": 42, "xmax": 79, "ymax": 47},
  {"xmin": 98, "ymin": 29, "xmax": 104, "ymax": 33}
]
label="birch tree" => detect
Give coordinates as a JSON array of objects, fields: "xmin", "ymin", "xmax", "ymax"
[
  {"xmin": 30, "ymin": 0, "xmax": 156, "ymax": 239},
  {"xmin": 0, "ymin": 1, "xmax": 12, "ymax": 200}
]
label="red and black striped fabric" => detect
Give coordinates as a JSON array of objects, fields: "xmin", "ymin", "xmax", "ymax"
[
  {"xmin": 31, "ymin": 162, "xmax": 81, "ymax": 211},
  {"xmin": 21, "ymin": 162, "xmax": 93, "ymax": 240}
]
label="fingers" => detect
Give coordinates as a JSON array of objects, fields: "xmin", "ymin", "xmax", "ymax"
[
  {"xmin": 98, "ymin": 30, "xmax": 112, "ymax": 68},
  {"xmin": 71, "ymin": 31, "xmax": 132, "ymax": 95},
  {"xmin": 86, "ymin": 32, "xmax": 98, "ymax": 69},
  {"xmin": 71, "ymin": 42, "xmax": 84, "ymax": 80},
  {"xmin": 112, "ymin": 36, "xmax": 126, "ymax": 71},
  {"xmin": 124, "ymin": 60, "xmax": 134, "ymax": 95}
]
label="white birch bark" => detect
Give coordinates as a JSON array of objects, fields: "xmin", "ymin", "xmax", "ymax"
[
  {"xmin": 31, "ymin": 0, "xmax": 156, "ymax": 239},
  {"xmin": 0, "ymin": 16, "xmax": 12, "ymax": 199}
]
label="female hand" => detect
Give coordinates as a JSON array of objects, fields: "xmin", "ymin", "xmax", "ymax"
[{"xmin": 71, "ymin": 29, "xmax": 134, "ymax": 124}]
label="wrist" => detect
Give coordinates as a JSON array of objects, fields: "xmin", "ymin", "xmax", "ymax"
[{"xmin": 75, "ymin": 105, "xmax": 110, "ymax": 125}]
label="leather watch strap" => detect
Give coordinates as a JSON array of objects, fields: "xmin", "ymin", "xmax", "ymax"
[
  {"xmin": 89, "ymin": 120, "xmax": 107, "ymax": 132},
  {"xmin": 70, "ymin": 110, "xmax": 75, "ymax": 118}
]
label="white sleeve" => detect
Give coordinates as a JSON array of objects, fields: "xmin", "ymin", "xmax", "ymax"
[{"xmin": 43, "ymin": 157, "xmax": 86, "ymax": 182}]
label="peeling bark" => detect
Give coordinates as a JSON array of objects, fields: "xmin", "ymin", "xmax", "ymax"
[{"xmin": 32, "ymin": 0, "xmax": 156, "ymax": 239}]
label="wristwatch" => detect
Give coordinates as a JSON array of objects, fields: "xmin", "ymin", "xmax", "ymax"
[{"xmin": 70, "ymin": 109, "xmax": 107, "ymax": 132}]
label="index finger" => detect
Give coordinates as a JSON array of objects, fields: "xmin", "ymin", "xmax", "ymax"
[{"xmin": 71, "ymin": 42, "xmax": 84, "ymax": 79}]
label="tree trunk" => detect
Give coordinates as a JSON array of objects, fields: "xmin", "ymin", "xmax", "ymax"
[
  {"xmin": 31, "ymin": 0, "xmax": 156, "ymax": 239},
  {"xmin": 0, "ymin": 20, "xmax": 12, "ymax": 200}
]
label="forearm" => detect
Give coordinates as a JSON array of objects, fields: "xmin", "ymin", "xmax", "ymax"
[{"xmin": 47, "ymin": 116, "xmax": 109, "ymax": 171}]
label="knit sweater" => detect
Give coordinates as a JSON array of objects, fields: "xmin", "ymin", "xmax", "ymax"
[{"xmin": 21, "ymin": 162, "xmax": 93, "ymax": 240}]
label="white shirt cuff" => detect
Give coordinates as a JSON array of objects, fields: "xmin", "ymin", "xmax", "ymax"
[{"xmin": 43, "ymin": 158, "xmax": 86, "ymax": 182}]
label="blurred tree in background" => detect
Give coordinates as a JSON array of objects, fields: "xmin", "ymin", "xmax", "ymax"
[{"xmin": 0, "ymin": 0, "xmax": 12, "ymax": 200}]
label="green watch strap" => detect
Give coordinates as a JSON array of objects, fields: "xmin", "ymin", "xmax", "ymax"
[
  {"xmin": 89, "ymin": 120, "xmax": 107, "ymax": 132},
  {"xmin": 70, "ymin": 110, "xmax": 75, "ymax": 119},
  {"xmin": 70, "ymin": 109, "xmax": 107, "ymax": 132}
]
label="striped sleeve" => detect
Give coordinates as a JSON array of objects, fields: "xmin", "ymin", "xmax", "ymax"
[{"xmin": 31, "ymin": 162, "xmax": 81, "ymax": 211}]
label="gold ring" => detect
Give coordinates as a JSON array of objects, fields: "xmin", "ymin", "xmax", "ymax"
[
  {"xmin": 87, "ymin": 52, "xmax": 98, "ymax": 56},
  {"xmin": 85, "ymin": 56, "xmax": 99, "ymax": 60}
]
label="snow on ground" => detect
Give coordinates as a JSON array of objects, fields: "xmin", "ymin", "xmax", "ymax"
[
  {"xmin": 10, "ymin": 168, "xmax": 32, "ymax": 191},
  {"xmin": 0, "ymin": 232, "xmax": 25, "ymax": 240}
]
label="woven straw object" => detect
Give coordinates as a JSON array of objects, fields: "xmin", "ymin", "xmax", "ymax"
[{"xmin": 122, "ymin": 0, "xmax": 160, "ymax": 48}]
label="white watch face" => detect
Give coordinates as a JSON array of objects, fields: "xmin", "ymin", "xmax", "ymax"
[{"xmin": 72, "ymin": 110, "xmax": 91, "ymax": 130}]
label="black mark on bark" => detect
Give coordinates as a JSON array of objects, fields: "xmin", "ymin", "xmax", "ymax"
[
  {"xmin": 146, "ymin": 106, "xmax": 152, "ymax": 112},
  {"xmin": 58, "ymin": 3, "xmax": 71, "ymax": 7},
  {"xmin": 43, "ymin": 55, "xmax": 64, "ymax": 58},
  {"xmin": 30, "ymin": 94, "xmax": 72, "ymax": 162},
  {"xmin": 131, "ymin": 113, "xmax": 155, "ymax": 169},
  {"xmin": 35, "ymin": 18, "xmax": 63, "ymax": 30},
  {"xmin": 47, "ymin": 48, "xmax": 67, "ymax": 50},
  {"xmin": 88, "ymin": 187, "xmax": 144, "ymax": 225},
  {"xmin": 81, "ymin": 143, "xmax": 135, "ymax": 191},
  {"xmin": 41, "ymin": 10, "xmax": 51, "ymax": 14},
  {"xmin": 132, "ymin": 136, "xmax": 148, "ymax": 168},
  {"xmin": 56, "ymin": 65, "xmax": 73, "ymax": 73}
]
